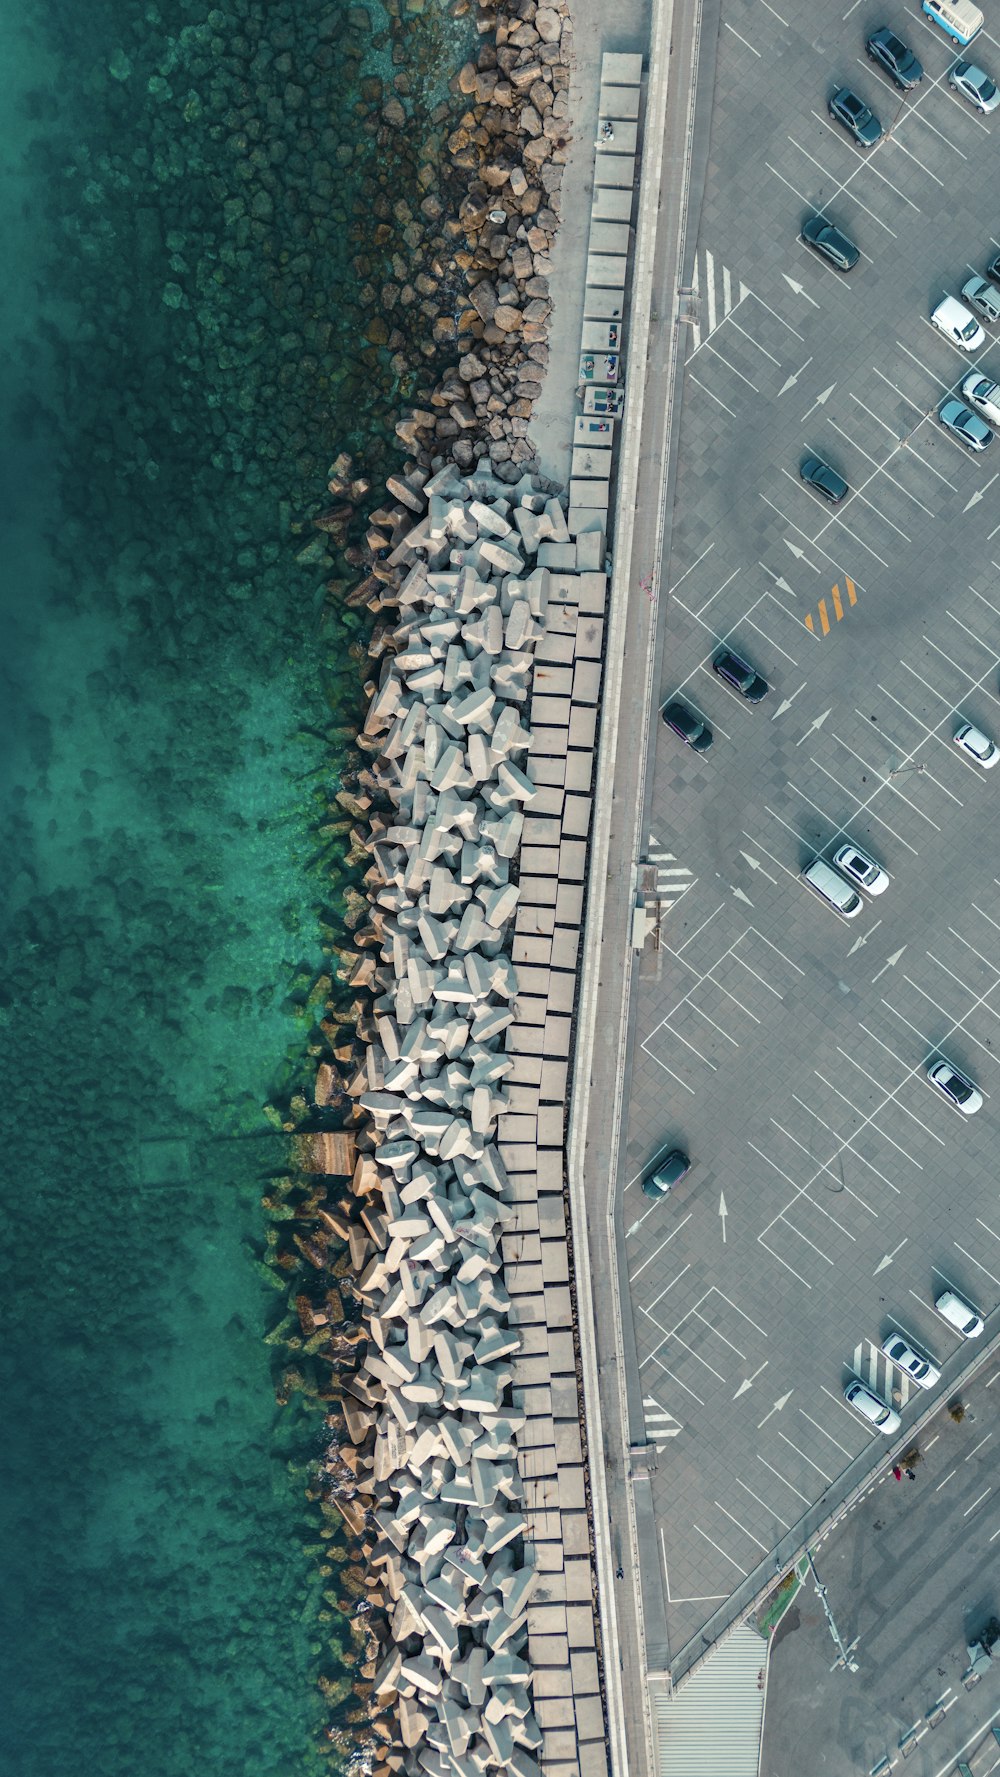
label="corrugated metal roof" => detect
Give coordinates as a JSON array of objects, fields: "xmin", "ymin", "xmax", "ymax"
[{"xmin": 652, "ymin": 1625, "xmax": 768, "ymax": 1777}]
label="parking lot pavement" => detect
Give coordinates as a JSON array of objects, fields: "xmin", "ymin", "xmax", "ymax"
[
  {"xmin": 619, "ymin": 0, "xmax": 1000, "ymax": 1673},
  {"xmin": 761, "ymin": 1359, "xmax": 1000, "ymax": 1777}
]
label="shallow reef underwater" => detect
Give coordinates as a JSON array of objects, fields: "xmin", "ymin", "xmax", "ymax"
[{"xmin": 0, "ymin": 0, "xmax": 473, "ymax": 1771}]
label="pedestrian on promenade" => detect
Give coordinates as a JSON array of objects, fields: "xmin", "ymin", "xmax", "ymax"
[{"xmin": 892, "ymin": 1465, "xmax": 902, "ymax": 1481}]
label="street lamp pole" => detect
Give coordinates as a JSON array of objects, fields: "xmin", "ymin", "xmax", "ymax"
[{"xmin": 805, "ymin": 1548, "xmax": 859, "ymax": 1673}]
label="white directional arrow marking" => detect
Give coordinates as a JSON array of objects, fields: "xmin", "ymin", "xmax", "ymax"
[
  {"xmin": 739, "ymin": 850, "xmax": 777, "ymax": 883},
  {"xmin": 758, "ymin": 1390, "xmax": 793, "ymax": 1430},
  {"xmin": 759, "ymin": 561, "xmax": 797, "ymax": 598},
  {"xmin": 794, "ymin": 707, "xmax": 831, "ymax": 746},
  {"xmin": 802, "ymin": 382, "xmax": 837, "ymax": 422},
  {"xmin": 782, "ymin": 274, "xmax": 821, "ymax": 308},
  {"xmin": 734, "ymin": 1362, "xmax": 768, "ymax": 1400},
  {"xmin": 732, "ymin": 885, "xmax": 754, "ymax": 907},
  {"xmin": 965, "ymin": 473, "xmax": 997, "ymax": 513},
  {"xmin": 872, "ymin": 944, "xmax": 906, "ymax": 984},
  {"xmin": 784, "ymin": 538, "xmax": 822, "ymax": 573},
  {"xmin": 874, "ymin": 1238, "xmax": 908, "ymax": 1276},
  {"xmin": 719, "ymin": 1190, "xmax": 728, "ymax": 1244},
  {"xmin": 847, "ymin": 919, "xmax": 881, "ymax": 955},
  {"xmin": 771, "ymin": 682, "xmax": 807, "ymax": 721},
  {"xmin": 778, "ymin": 355, "xmax": 814, "ymax": 396}
]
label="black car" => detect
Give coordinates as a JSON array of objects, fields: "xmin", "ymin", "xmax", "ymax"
[
  {"xmin": 801, "ymin": 214, "xmax": 859, "ymax": 272},
  {"xmin": 662, "ymin": 700, "xmax": 713, "ymax": 751},
  {"xmin": 987, "ymin": 252, "xmax": 1000, "ymax": 286},
  {"xmin": 866, "ymin": 26, "xmax": 923, "ymax": 90},
  {"xmin": 801, "ymin": 455, "xmax": 848, "ymax": 503},
  {"xmin": 642, "ymin": 1149, "xmax": 691, "ymax": 1200},
  {"xmin": 713, "ymin": 648, "xmax": 769, "ymax": 702},
  {"xmin": 829, "ymin": 86, "xmax": 883, "ymax": 146}
]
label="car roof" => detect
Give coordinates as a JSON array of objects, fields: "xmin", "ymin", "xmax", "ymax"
[{"xmin": 936, "ymin": 295, "xmax": 973, "ymax": 322}]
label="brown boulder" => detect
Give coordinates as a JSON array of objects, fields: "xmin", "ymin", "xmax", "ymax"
[
  {"xmin": 523, "ymin": 136, "xmax": 551, "ymax": 166},
  {"xmin": 382, "ymin": 97, "xmax": 405, "ymax": 127},
  {"xmin": 469, "ymin": 278, "xmax": 499, "ymax": 321},
  {"xmin": 457, "ymin": 59, "xmax": 478, "ymax": 93},
  {"xmin": 535, "ymin": 8, "xmax": 562, "ymax": 41},
  {"xmin": 493, "ymin": 303, "xmax": 522, "ymax": 332},
  {"xmin": 482, "ymin": 161, "xmax": 512, "ymax": 188}
]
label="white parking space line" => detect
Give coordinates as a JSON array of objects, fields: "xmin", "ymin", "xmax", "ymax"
[
  {"xmin": 672, "ymin": 903, "xmax": 724, "ymax": 955},
  {"xmin": 746, "ymin": 288, "xmax": 804, "ymax": 342},
  {"xmin": 926, "ymin": 954, "xmax": 1000, "ymax": 1028},
  {"xmin": 766, "ymin": 158, "xmax": 897, "ymax": 240},
  {"xmin": 643, "ymin": 1348, "xmax": 704, "ymax": 1405},
  {"xmin": 875, "ymin": 683, "xmax": 967, "ymax": 795},
  {"xmin": 902, "ymin": 970, "xmax": 1000, "ymax": 1069},
  {"xmin": 971, "ymin": 584, "xmax": 1000, "ymax": 624},
  {"xmin": 688, "ymin": 372, "xmax": 738, "ymax": 417},
  {"xmin": 892, "ymin": 339, "xmax": 964, "ymax": 407},
  {"xmin": 728, "ymin": 315, "xmax": 782, "ymax": 365},
  {"xmin": 887, "ymin": 130, "xmax": 945, "ymax": 186},
  {"xmin": 643, "ymin": 1048, "xmax": 698, "ymax": 1094},
  {"xmin": 777, "ymin": 1429, "xmax": 832, "ymax": 1484},
  {"xmin": 691, "ymin": 1309, "xmax": 746, "ymax": 1360},
  {"xmin": 739, "ymin": 830, "xmax": 803, "ymax": 887},
  {"xmin": 686, "ymin": 997, "xmax": 741, "ymax": 1045},
  {"xmin": 691, "ymin": 1524, "xmax": 749, "ymax": 1576},
  {"xmin": 951, "ymin": 925, "xmax": 1000, "ymax": 977},
  {"xmin": 977, "ymin": 1222, "xmax": 1000, "ymax": 1254},
  {"xmin": 702, "ymin": 340, "xmax": 758, "ymax": 392},
  {"xmin": 852, "ymin": 486, "xmax": 912, "ymax": 542},
  {"xmin": 834, "ymin": 729, "xmax": 941, "ymax": 831},
  {"xmin": 742, "ymin": 614, "xmax": 800, "ymax": 666},
  {"xmin": 804, "ymin": 117, "xmax": 922, "ymax": 211},
  {"xmin": 629, "ymin": 1215, "xmax": 692, "ymax": 1270},
  {"xmin": 693, "ymin": 566, "xmax": 740, "ymax": 616},
  {"xmin": 775, "ymin": 1110, "xmax": 880, "ymax": 1210},
  {"xmin": 723, "ymin": 21, "xmax": 761, "ymax": 56},
  {"xmin": 790, "ymin": 1100, "xmax": 899, "ymax": 1200},
  {"xmin": 670, "ymin": 542, "xmax": 714, "ymax": 593},
  {"xmin": 735, "ymin": 1476, "xmax": 790, "ymax": 1529},
  {"xmin": 756, "ymin": 1454, "xmax": 812, "ymax": 1505},
  {"xmin": 821, "ymin": 1057, "xmax": 942, "ymax": 1155},
  {"xmin": 943, "ymin": 614, "xmax": 1000, "ymax": 695},
  {"xmin": 714, "ymin": 1500, "xmax": 770, "ymax": 1552},
  {"xmin": 829, "ymin": 416, "xmax": 936, "ymax": 514},
  {"xmin": 801, "ymin": 755, "xmax": 918, "ymax": 855},
  {"xmin": 870, "ymin": 364, "xmax": 941, "ymax": 414},
  {"xmin": 759, "ymin": 492, "xmax": 846, "ymax": 575},
  {"xmin": 898, "ymin": 96, "xmax": 969, "ymax": 159},
  {"xmin": 954, "ymin": 1245, "xmax": 1000, "ymax": 1291},
  {"xmin": 798, "ymin": 1406, "xmax": 854, "ymax": 1460}
]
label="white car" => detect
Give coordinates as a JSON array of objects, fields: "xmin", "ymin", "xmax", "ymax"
[
  {"xmin": 962, "ymin": 373, "xmax": 1000, "ymax": 426},
  {"xmin": 931, "ymin": 295, "xmax": 986, "ymax": 352},
  {"xmin": 844, "ymin": 1378, "xmax": 901, "ymax": 1434},
  {"xmin": 833, "ymin": 844, "xmax": 888, "ymax": 895},
  {"xmin": 927, "ymin": 1058, "xmax": 983, "ymax": 1115},
  {"xmin": 954, "ymin": 721, "xmax": 999, "ymax": 768},
  {"xmin": 936, "ymin": 1289, "xmax": 984, "ymax": 1338},
  {"xmin": 881, "ymin": 1332, "xmax": 940, "ymax": 1389}
]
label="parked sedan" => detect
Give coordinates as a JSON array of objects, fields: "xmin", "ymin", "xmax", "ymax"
[
  {"xmin": 642, "ymin": 1149, "xmax": 691, "ymax": 1200},
  {"xmin": 950, "ymin": 60, "xmax": 1000, "ymax": 114},
  {"xmin": 713, "ymin": 647, "xmax": 768, "ymax": 702},
  {"xmin": 927, "ymin": 1058, "xmax": 983, "ymax": 1115},
  {"xmin": 954, "ymin": 720, "xmax": 999, "ymax": 766},
  {"xmin": 881, "ymin": 1333, "xmax": 940, "ymax": 1389},
  {"xmin": 801, "ymin": 214, "xmax": 860, "ymax": 272},
  {"xmin": 931, "ymin": 296, "xmax": 986, "ymax": 351},
  {"xmin": 844, "ymin": 1378, "xmax": 901, "ymax": 1435},
  {"xmin": 801, "ymin": 454, "xmax": 848, "ymax": 502},
  {"xmin": 662, "ymin": 700, "xmax": 712, "ymax": 751},
  {"xmin": 962, "ymin": 372, "xmax": 1000, "ymax": 426},
  {"xmin": 938, "ymin": 398, "xmax": 993, "ymax": 452},
  {"xmin": 866, "ymin": 27, "xmax": 923, "ymax": 90},
  {"xmin": 829, "ymin": 87, "xmax": 883, "ymax": 145},
  {"xmin": 833, "ymin": 843, "xmax": 888, "ymax": 895},
  {"xmin": 962, "ymin": 275, "xmax": 1000, "ymax": 323}
]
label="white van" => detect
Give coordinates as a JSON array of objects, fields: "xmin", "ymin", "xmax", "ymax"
[
  {"xmin": 801, "ymin": 857, "xmax": 863, "ymax": 918},
  {"xmin": 922, "ymin": 0, "xmax": 983, "ymax": 45}
]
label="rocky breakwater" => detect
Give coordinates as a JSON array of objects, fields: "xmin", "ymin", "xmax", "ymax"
[
  {"xmin": 335, "ymin": 455, "xmax": 574, "ymax": 1773},
  {"xmin": 394, "ymin": 0, "xmax": 573, "ymax": 474}
]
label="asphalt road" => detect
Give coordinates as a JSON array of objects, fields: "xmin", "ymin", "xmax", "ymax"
[
  {"xmin": 615, "ymin": 0, "xmax": 1000, "ymax": 1680},
  {"xmin": 762, "ymin": 1360, "xmax": 1000, "ymax": 1777}
]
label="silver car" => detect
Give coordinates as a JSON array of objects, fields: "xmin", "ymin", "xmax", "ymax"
[
  {"xmin": 939, "ymin": 399, "xmax": 993, "ymax": 451},
  {"xmin": 833, "ymin": 844, "xmax": 888, "ymax": 895},
  {"xmin": 962, "ymin": 276, "xmax": 1000, "ymax": 324},
  {"xmin": 962, "ymin": 373, "xmax": 1000, "ymax": 427},
  {"xmin": 881, "ymin": 1333, "xmax": 940, "ymax": 1389},
  {"xmin": 950, "ymin": 60, "xmax": 1000, "ymax": 114},
  {"xmin": 844, "ymin": 1378, "xmax": 901, "ymax": 1434}
]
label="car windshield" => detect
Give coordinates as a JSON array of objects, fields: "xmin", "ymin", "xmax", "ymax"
[
  {"xmin": 983, "ymin": 80, "xmax": 997, "ymax": 100},
  {"xmin": 961, "ymin": 318, "xmax": 980, "ymax": 339}
]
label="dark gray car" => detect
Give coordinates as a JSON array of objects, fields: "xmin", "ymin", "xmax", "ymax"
[
  {"xmin": 801, "ymin": 215, "xmax": 859, "ymax": 272},
  {"xmin": 662, "ymin": 700, "xmax": 713, "ymax": 751},
  {"xmin": 801, "ymin": 455, "xmax": 848, "ymax": 502},
  {"xmin": 866, "ymin": 27, "xmax": 923, "ymax": 90},
  {"xmin": 829, "ymin": 87, "xmax": 883, "ymax": 145},
  {"xmin": 642, "ymin": 1150, "xmax": 691, "ymax": 1199},
  {"xmin": 713, "ymin": 647, "xmax": 769, "ymax": 702}
]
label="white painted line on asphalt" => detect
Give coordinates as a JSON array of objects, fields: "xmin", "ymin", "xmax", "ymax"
[
  {"xmin": 887, "ymin": 130, "xmax": 945, "ymax": 185},
  {"xmin": 976, "ymin": 1224, "xmax": 1000, "ymax": 1256},
  {"xmin": 829, "ymin": 416, "xmax": 936, "ymax": 514},
  {"xmin": 672, "ymin": 902, "xmax": 724, "ymax": 954},
  {"xmin": 968, "ymin": 1487, "xmax": 995, "ymax": 1516},
  {"xmin": 857, "ymin": 1021, "xmax": 917, "ymax": 1079},
  {"xmin": 871, "ymin": 363, "xmax": 941, "ymax": 412},
  {"xmin": 976, "ymin": 901, "xmax": 1000, "ymax": 938},
  {"xmin": 851, "ymin": 389, "xmax": 910, "ymax": 438},
  {"xmin": 901, "ymin": 971, "xmax": 1000, "ymax": 1070},
  {"xmin": 739, "ymin": 829, "xmax": 800, "ymax": 886},
  {"xmin": 713, "ymin": 1287, "xmax": 770, "ymax": 1337},
  {"xmin": 747, "ymin": 288, "xmax": 805, "ymax": 342},
  {"xmin": 645, "ymin": 1347, "xmax": 704, "ymax": 1404},
  {"xmin": 728, "ymin": 315, "xmax": 781, "ymax": 364},
  {"xmin": 670, "ymin": 1326, "xmax": 729, "ymax": 1382},
  {"xmin": 713, "ymin": 1499, "xmax": 769, "ymax": 1552},
  {"xmin": 758, "ymin": 1233, "xmax": 812, "ymax": 1288},
  {"xmin": 742, "ymin": 614, "xmax": 799, "ymax": 666},
  {"xmin": 835, "ymin": 728, "xmax": 940, "ymax": 830},
  {"xmin": 767, "ymin": 158, "xmax": 897, "ymax": 240},
  {"xmin": 968, "ymin": 1431, "xmax": 996, "ymax": 1459},
  {"xmin": 630, "ymin": 1215, "xmax": 693, "ymax": 1279},
  {"xmin": 950, "ymin": 926, "xmax": 1000, "ymax": 978},
  {"xmin": 778, "ymin": 1208, "xmax": 836, "ymax": 1265},
  {"xmin": 876, "ymin": 683, "xmax": 967, "ymax": 795},
  {"xmin": 756, "ymin": 1453, "xmax": 812, "ymax": 1503},
  {"xmin": 692, "ymin": 1523, "xmax": 749, "ymax": 1575},
  {"xmin": 777, "ymin": 1428, "xmax": 832, "ymax": 1483},
  {"xmin": 692, "ymin": 1308, "xmax": 746, "ymax": 1361},
  {"xmin": 800, "ymin": 1406, "xmax": 856, "ymax": 1462},
  {"xmin": 803, "ymin": 758, "xmax": 917, "ymax": 855},
  {"xmin": 894, "ymin": 342, "xmax": 963, "ymax": 417},
  {"xmin": 735, "ymin": 1475, "xmax": 790, "ymax": 1527},
  {"xmin": 806, "ymin": 117, "xmax": 922, "ymax": 211},
  {"xmin": 853, "ymin": 487, "xmax": 912, "ymax": 542},
  {"xmin": 686, "ymin": 997, "xmax": 741, "ymax": 1045},
  {"xmin": 687, "ymin": 372, "xmax": 738, "ymax": 417},
  {"xmin": 954, "ymin": 1244, "xmax": 1000, "ymax": 1290},
  {"xmin": 702, "ymin": 340, "xmax": 758, "ymax": 392},
  {"xmin": 747, "ymin": 923, "xmax": 806, "ymax": 976},
  {"xmin": 642, "ymin": 1047, "xmax": 697, "ymax": 1094},
  {"xmin": 773, "ymin": 1112, "xmax": 873, "ymax": 1215},
  {"xmin": 731, "ymin": 952, "xmax": 784, "ymax": 997},
  {"xmin": 971, "ymin": 583, "xmax": 1000, "ymax": 623},
  {"xmin": 895, "ymin": 93, "xmax": 969, "ymax": 159},
  {"xmin": 670, "ymin": 541, "xmax": 714, "ymax": 593},
  {"xmin": 759, "ymin": 491, "xmax": 837, "ymax": 572},
  {"xmin": 757, "ymin": 0, "xmax": 788, "ymax": 22},
  {"xmin": 723, "ymin": 20, "xmax": 761, "ymax": 56},
  {"xmin": 926, "ymin": 630, "xmax": 1000, "ymax": 696},
  {"xmin": 935, "ymin": 1468, "xmax": 958, "ymax": 1493},
  {"xmin": 819, "ymin": 1060, "xmax": 937, "ymax": 1160},
  {"xmin": 658, "ymin": 1528, "xmax": 729, "ymax": 1606},
  {"xmin": 788, "ymin": 1098, "xmax": 895, "ymax": 1200}
]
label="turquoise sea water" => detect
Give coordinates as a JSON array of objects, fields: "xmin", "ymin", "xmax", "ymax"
[{"xmin": 0, "ymin": 1, "xmax": 471, "ymax": 1771}]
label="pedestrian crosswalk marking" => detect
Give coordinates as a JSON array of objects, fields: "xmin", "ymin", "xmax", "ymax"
[
  {"xmin": 646, "ymin": 833, "xmax": 695, "ymax": 909},
  {"xmin": 643, "ymin": 1394, "xmax": 682, "ymax": 1447},
  {"xmin": 689, "ymin": 251, "xmax": 752, "ymax": 352},
  {"xmin": 805, "ymin": 577, "xmax": 857, "ymax": 636}
]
